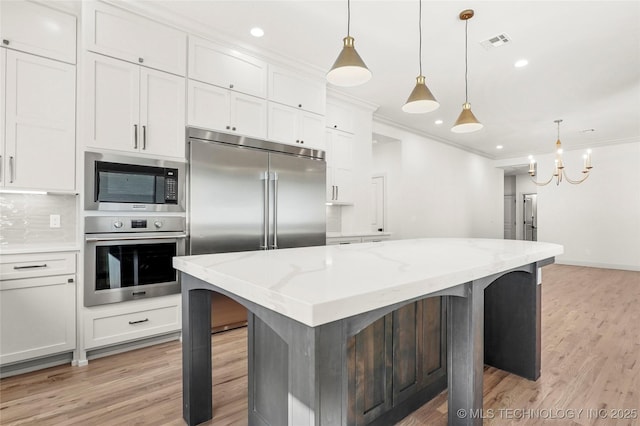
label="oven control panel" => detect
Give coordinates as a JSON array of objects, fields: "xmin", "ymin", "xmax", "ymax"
[{"xmin": 85, "ymin": 216, "xmax": 186, "ymax": 234}]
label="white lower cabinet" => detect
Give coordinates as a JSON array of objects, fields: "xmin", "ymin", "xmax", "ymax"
[
  {"xmin": 188, "ymin": 80, "xmax": 267, "ymax": 139},
  {"xmin": 83, "ymin": 294, "xmax": 181, "ymax": 350},
  {"xmin": 0, "ymin": 252, "xmax": 76, "ymax": 366},
  {"xmin": 268, "ymin": 102, "xmax": 325, "ymax": 150}
]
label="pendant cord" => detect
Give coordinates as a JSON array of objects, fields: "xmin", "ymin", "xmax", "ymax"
[
  {"xmin": 464, "ymin": 19, "xmax": 469, "ymax": 103},
  {"xmin": 557, "ymin": 121, "xmax": 560, "ymax": 140},
  {"xmin": 347, "ymin": 0, "xmax": 351, "ymax": 36},
  {"xmin": 419, "ymin": 0, "xmax": 423, "ymax": 76}
]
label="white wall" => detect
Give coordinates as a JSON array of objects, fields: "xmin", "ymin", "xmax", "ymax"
[
  {"xmin": 372, "ymin": 121, "xmax": 504, "ymax": 240},
  {"xmin": 534, "ymin": 141, "xmax": 640, "ymax": 270}
]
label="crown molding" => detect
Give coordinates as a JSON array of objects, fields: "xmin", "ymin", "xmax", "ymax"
[
  {"xmin": 373, "ymin": 114, "xmax": 494, "ymax": 160},
  {"xmin": 327, "ymin": 88, "xmax": 379, "ymax": 113}
]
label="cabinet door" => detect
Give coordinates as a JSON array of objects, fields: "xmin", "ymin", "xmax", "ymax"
[
  {"xmin": 86, "ymin": 53, "xmax": 140, "ymax": 153},
  {"xmin": 0, "ymin": 275, "xmax": 76, "ymax": 365},
  {"xmin": 269, "ymin": 65, "xmax": 326, "ymax": 114},
  {"xmin": 0, "ymin": 50, "xmax": 5, "ymax": 185},
  {"xmin": 268, "ymin": 102, "xmax": 297, "ymax": 145},
  {"xmin": 326, "ymin": 101, "xmax": 354, "ymax": 134},
  {"xmin": 4, "ymin": 51, "xmax": 76, "ymax": 191},
  {"xmin": 299, "ymin": 111, "xmax": 326, "ymax": 150},
  {"xmin": 330, "ymin": 130, "xmax": 354, "ymax": 203},
  {"xmin": 0, "ymin": 0, "xmax": 76, "ymax": 64},
  {"xmin": 187, "ymin": 80, "xmax": 231, "ymax": 132},
  {"xmin": 189, "ymin": 36, "xmax": 267, "ymax": 97},
  {"xmin": 231, "ymin": 93, "xmax": 267, "ymax": 139},
  {"xmin": 139, "ymin": 68, "xmax": 186, "ymax": 159},
  {"xmin": 85, "ymin": 2, "xmax": 187, "ymax": 76}
]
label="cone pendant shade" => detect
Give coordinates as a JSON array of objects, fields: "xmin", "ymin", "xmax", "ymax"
[
  {"xmin": 326, "ymin": 36, "xmax": 372, "ymax": 87},
  {"xmin": 402, "ymin": 75, "xmax": 440, "ymax": 113},
  {"xmin": 451, "ymin": 102, "xmax": 483, "ymax": 133}
]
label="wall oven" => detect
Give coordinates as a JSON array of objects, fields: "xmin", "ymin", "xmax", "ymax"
[
  {"xmin": 84, "ymin": 216, "xmax": 186, "ymax": 307},
  {"xmin": 85, "ymin": 152, "xmax": 185, "ymax": 212}
]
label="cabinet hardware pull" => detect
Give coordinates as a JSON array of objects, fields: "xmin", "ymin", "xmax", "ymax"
[
  {"xmin": 226, "ymin": 125, "xmax": 230, "ymax": 130},
  {"xmin": 14, "ymin": 264, "xmax": 47, "ymax": 270},
  {"xmin": 134, "ymin": 124, "xmax": 138, "ymax": 149},
  {"xmin": 138, "ymin": 57, "xmax": 144, "ymax": 63},
  {"xmin": 2, "ymin": 39, "xmax": 9, "ymax": 45},
  {"xmin": 332, "ymin": 185, "xmax": 336, "ymax": 200},
  {"xmin": 334, "ymin": 125, "xmax": 337, "ymax": 128},
  {"xmin": 142, "ymin": 125, "xmax": 147, "ymax": 150},
  {"xmin": 128, "ymin": 318, "xmax": 149, "ymax": 325},
  {"xmin": 229, "ymin": 83, "xmax": 234, "ymax": 89},
  {"xmin": 232, "ymin": 127, "xmax": 236, "ymax": 131},
  {"xmin": 132, "ymin": 291, "xmax": 147, "ymax": 296},
  {"xmin": 298, "ymin": 104, "xmax": 302, "ymax": 108},
  {"xmin": 336, "ymin": 185, "xmax": 339, "ymax": 200},
  {"xmin": 300, "ymin": 140, "xmax": 304, "ymax": 144},
  {"xmin": 9, "ymin": 156, "xmax": 14, "ymax": 183}
]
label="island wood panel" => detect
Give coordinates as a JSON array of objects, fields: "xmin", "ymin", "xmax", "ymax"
[{"xmin": 349, "ymin": 297, "xmax": 447, "ymax": 426}]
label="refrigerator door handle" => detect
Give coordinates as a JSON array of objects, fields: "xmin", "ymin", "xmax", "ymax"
[
  {"xmin": 261, "ymin": 171, "xmax": 269, "ymax": 249},
  {"xmin": 271, "ymin": 171, "xmax": 279, "ymax": 249}
]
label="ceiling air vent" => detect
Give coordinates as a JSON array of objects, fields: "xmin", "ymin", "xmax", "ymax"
[{"xmin": 480, "ymin": 33, "xmax": 511, "ymax": 50}]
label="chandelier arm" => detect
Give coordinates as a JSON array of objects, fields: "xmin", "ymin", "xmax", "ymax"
[
  {"xmin": 562, "ymin": 169, "xmax": 591, "ymax": 185},
  {"xmin": 529, "ymin": 174, "xmax": 554, "ymax": 186}
]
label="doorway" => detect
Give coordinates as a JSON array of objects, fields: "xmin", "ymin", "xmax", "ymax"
[
  {"xmin": 523, "ymin": 193, "xmax": 537, "ymax": 241},
  {"xmin": 504, "ymin": 195, "xmax": 516, "ymax": 239},
  {"xmin": 371, "ymin": 175, "xmax": 385, "ymax": 232}
]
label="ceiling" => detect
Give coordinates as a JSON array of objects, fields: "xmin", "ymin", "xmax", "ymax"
[{"xmin": 124, "ymin": 0, "xmax": 640, "ymax": 160}]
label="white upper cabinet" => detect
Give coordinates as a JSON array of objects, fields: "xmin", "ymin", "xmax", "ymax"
[
  {"xmin": 86, "ymin": 53, "xmax": 185, "ymax": 159},
  {"xmin": 325, "ymin": 100, "xmax": 355, "ymax": 134},
  {"xmin": 84, "ymin": 1, "xmax": 187, "ymax": 76},
  {"xmin": 1, "ymin": 0, "xmax": 76, "ymax": 64},
  {"xmin": 268, "ymin": 65, "xmax": 326, "ymax": 115},
  {"xmin": 268, "ymin": 102, "xmax": 325, "ymax": 151},
  {"xmin": 187, "ymin": 80, "xmax": 267, "ymax": 139},
  {"xmin": 1, "ymin": 50, "xmax": 76, "ymax": 191},
  {"xmin": 326, "ymin": 129, "xmax": 354, "ymax": 204},
  {"xmin": 189, "ymin": 36, "xmax": 267, "ymax": 98}
]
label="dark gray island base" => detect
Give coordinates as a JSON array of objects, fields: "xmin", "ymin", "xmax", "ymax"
[{"xmin": 180, "ymin": 258, "xmax": 554, "ymax": 426}]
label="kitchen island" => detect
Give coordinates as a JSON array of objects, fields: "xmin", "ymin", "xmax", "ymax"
[{"xmin": 174, "ymin": 238, "xmax": 563, "ymax": 426}]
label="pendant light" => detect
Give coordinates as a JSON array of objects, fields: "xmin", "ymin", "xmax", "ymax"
[
  {"xmin": 451, "ymin": 9, "xmax": 483, "ymax": 133},
  {"xmin": 326, "ymin": 0, "xmax": 372, "ymax": 87},
  {"xmin": 402, "ymin": 0, "xmax": 439, "ymax": 113}
]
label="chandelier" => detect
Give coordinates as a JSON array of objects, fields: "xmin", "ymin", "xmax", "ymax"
[{"xmin": 528, "ymin": 119, "xmax": 593, "ymax": 186}]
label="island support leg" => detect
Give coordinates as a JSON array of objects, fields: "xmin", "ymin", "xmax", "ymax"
[
  {"xmin": 182, "ymin": 286, "xmax": 212, "ymax": 426},
  {"xmin": 448, "ymin": 282, "xmax": 484, "ymax": 426}
]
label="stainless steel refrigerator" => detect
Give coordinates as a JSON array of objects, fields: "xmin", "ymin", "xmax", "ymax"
[{"xmin": 187, "ymin": 127, "xmax": 326, "ymax": 331}]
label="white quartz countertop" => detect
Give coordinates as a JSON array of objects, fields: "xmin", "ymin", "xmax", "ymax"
[{"xmin": 174, "ymin": 238, "xmax": 563, "ymax": 327}]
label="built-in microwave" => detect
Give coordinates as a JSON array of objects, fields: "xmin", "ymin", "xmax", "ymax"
[{"xmin": 85, "ymin": 152, "xmax": 185, "ymax": 212}]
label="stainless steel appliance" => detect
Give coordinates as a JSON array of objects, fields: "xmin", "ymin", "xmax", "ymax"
[
  {"xmin": 84, "ymin": 216, "xmax": 186, "ymax": 306},
  {"xmin": 85, "ymin": 152, "xmax": 185, "ymax": 212},
  {"xmin": 187, "ymin": 127, "xmax": 326, "ymax": 330}
]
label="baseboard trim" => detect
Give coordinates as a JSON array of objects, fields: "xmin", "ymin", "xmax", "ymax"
[
  {"xmin": 556, "ymin": 260, "xmax": 640, "ymax": 272},
  {"xmin": 1, "ymin": 352, "xmax": 73, "ymax": 379}
]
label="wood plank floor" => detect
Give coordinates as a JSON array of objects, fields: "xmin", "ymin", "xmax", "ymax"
[{"xmin": 1, "ymin": 264, "xmax": 639, "ymax": 425}]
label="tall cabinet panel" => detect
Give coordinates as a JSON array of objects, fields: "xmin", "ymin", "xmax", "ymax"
[
  {"xmin": 85, "ymin": 53, "xmax": 139, "ymax": 153},
  {"xmin": 139, "ymin": 68, "xmax": 185, "ymax": 159},
  {"xmin": 2, "ymin": 50, "xmax": 75, "ymax": 191}
]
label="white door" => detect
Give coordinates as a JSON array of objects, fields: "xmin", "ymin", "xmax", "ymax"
[
  {"xmin": 139, "ymin": 67, "xmax": 185, "ymax": 159},
  {"xmin": 86, "ymin": 53, "xmax": 139, "ymax": 153},
  {"xmin": 371, "ymin": 175, "xmax": 385, "ymax": 232},
  {"xmin": 187, "ymin": 80, "xmax": 230, "ymax": 132},
  {"xmin": 231, "ymin": 92, "xmax": 267, "ymax": 139},
  {"xmin": 503, "ymin": 195, "xmax": 516, "ymax": 239},
  {"xmin": 4, "ymin": 51, "xmax": 75, "ymax": 191}
]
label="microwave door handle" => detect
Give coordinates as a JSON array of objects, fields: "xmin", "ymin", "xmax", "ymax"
[{"xmin": 85, "ymin": 234, "xmax": 187, "ymax": 242}]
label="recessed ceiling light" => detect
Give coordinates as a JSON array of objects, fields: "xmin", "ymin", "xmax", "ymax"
[
  {"xmin": 496, "ymin": 145, "xmax": 503, "ymax": 149},
  {"xmin": 514, "ymin": 59, "xmax": 528, "ymax": 68},
  {"xmin": 434, "ymin": 119, "xmax": 443, "ymax": 125},
  {"xmin": 250, "ymin": 27, "xmax": 264, "ymax": 38}
]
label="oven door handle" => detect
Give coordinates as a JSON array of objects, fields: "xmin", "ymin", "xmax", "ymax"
[{"xmin": 85, "ymin": 234, "xmax": 187, "ymax": 242}]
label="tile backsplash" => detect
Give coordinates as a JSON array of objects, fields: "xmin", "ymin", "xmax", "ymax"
[
  {"xmin": 0, "ymin": 194, "xmax": 77, "ymax": 247},
  {"xmin": 326, "ymin": 205, "xmax": 342, "ymax": 233}
]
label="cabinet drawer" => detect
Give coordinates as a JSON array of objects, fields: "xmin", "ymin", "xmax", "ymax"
[
  {"xmin": 0, "ymin": 252, "xmax": 76, "ymax": 280},
  {"xmin": 84, "ymin": 299, "xmax": 180, "ymax": 349}
]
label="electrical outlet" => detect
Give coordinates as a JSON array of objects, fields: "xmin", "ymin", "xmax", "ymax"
[{"xmin": 49, "ymin": 214, "xmax": 61, "ymax": 228}]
